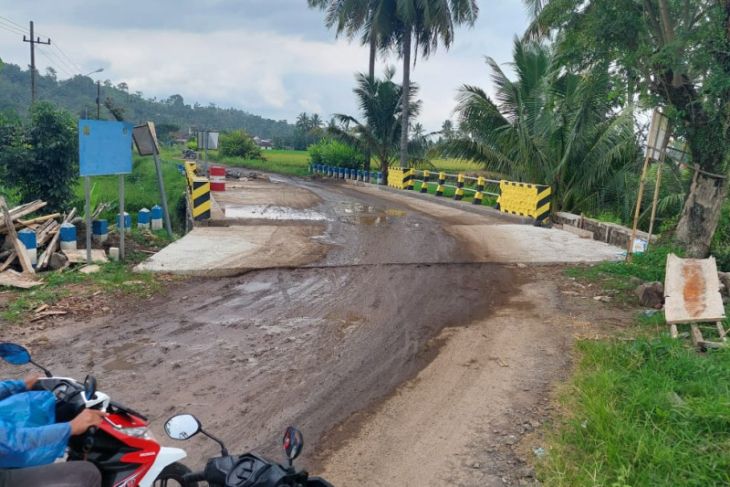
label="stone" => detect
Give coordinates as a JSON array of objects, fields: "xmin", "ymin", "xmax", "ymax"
[
  {"xmin": 635, "ymin": 281, "xmax": 664, "ymax": 309},
  {"xmin": 48, "ymin": 252, "xmax": 69, "ymax": 271},
  {"xmin": 79, "ymin": 264, "xmax": 101, "ymax": 274}
]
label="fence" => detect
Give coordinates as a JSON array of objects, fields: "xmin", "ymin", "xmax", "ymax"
[{"xmin": 311, "ymin": 164, "xmax": 552, "ymax": 225}]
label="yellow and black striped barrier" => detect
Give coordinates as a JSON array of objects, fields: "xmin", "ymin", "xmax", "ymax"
[
  {"xmin": 387, "ymin": 168, "xmax": 416, "ymax": 190},
  {"xmin": 497, "ymin": 181, "xmax": 551, "ymax": 224},
  {"xmin": 191, "ymin": 178, "xmax": 212, "ymax": 220},
  {"xmin": 184, "ymin": 161, "xmax": 212, "ymax": 222}
]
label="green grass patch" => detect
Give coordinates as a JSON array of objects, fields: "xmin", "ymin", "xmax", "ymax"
[
  {"xmin": 1, "ymin": 259, "xmax": 159, "ymax": 323},
  {"xmin": 542, "ymin": 245, "xmax": 730, "ymax": 486},
  {"xmin": 413, "ymin": 181, "xmax": 498, "ymax": 207},
  {"xmin": 72, "ymin": 151, "xmax": 188, "ymax": 232},
  {"xmin": 212, "ymin": 150, "xmax": 311, "ymax": 177},
  {"xmin": 540, "ymin": 336, "xmax": 730, "ymax": 486},
  {"xmin": 428, "ymin": 158, "xmax": 484, "ymax": 173}
]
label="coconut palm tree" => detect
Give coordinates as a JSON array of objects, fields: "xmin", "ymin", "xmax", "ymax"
[
  {"xmin": 447, "ymin": 38, "xmax": 639, "ymax": 214},
  {"xmin": 392, "ymin": 0, "xmax": 479, "ymax": 168},
  {"xmin": 328, "ymin": 68, "xmax": 421, "ymax": 178}
]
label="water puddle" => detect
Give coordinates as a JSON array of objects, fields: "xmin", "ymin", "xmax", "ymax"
[
  {"xmin": 338, "ymin": 202, "xmax": 407, "ymax": 226},
  {"xmin": 224, "ymin": 205, "xmax": 327, "ymax": 221}
]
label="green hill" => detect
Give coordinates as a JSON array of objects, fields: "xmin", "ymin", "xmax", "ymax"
[{"xmin": 0, "ymin": 61, "xmax": 295, "ymax": 141}]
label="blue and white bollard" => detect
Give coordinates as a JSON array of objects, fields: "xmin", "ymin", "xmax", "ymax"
[
  {"xmin": 117, "ymin": 212, "xmax": 131, "ymax": 233},
  {"xmin": 151, "ymin": 205, "xmax": 163, "ymax": 231},
  {"xmin": 92, "ymin": 219, "xmax": 108, "ymax": 243},
  {"xmin": 138, "ymin": 208, "xmax": 151, "ymax": 230},
  {"xmin": 378, "ymin": 171, "xmax": 384, "ymax": 185},
  {"xmin": 59, "ymin": 223, "xmax": 77, "ymax": 251},
  {"xmin": 17, "ymin": 228, "xmax": 37, "ymax": 266}
]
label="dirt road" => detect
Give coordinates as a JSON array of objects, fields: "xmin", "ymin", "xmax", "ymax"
[{"xmin": 1, "ymin": 177, "xmax": 624, "ymax": 485}]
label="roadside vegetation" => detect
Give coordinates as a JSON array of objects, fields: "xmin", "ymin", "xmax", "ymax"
[{"xmin": 538, "ymin": 247, "xmax": 730, "ymax": 486}]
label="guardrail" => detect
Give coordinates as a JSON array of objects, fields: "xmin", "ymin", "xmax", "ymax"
[{"xmin": 311, "ymin": 164, "xmax": 552, "ymax": 226}]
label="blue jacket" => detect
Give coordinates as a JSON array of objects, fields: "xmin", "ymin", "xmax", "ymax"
[{"xmin": 0, "ymin": 380, "xmax": 70, "ymax": 468}]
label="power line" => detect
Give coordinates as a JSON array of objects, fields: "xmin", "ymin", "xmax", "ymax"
[
  {"xmin": 37, "ymin": 49, "xmax": 74, "ymax": 78},
  {"xmin": 0, "ymin": 15, "xmax": 28, "ymax": 32},
  {"xmin": 52, "ymin": 44, "xmax": 83, "ymax": 73},
  {"xmin": 23, "ymin": 21, "xmax": 52, "ymax": 103},
  {"xmin": 0, "ymin": 19, "xmax": 26, "ymax": 36}
]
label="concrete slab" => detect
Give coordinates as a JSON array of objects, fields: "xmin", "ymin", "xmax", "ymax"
[
  {"xmin": 448, "ymin": 224, "xmax": 623, "ymax": 264},
  {"xmin": 135, "ymin": 225, "xmax": 327, "ymax": 277}
]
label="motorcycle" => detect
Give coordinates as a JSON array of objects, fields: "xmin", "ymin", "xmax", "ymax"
[
  {"xmin": 163, "ymin": 413, "xmax": 334, "ymax": 487},
  {"xmin": 0, "ymin": 342, "xmax": 190, "ymax": 487}
]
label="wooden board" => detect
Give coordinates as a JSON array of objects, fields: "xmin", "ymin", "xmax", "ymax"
[
  {"xmin": 665, "ymin": 254, "xmax": 726, "ymax": 324},
  {"xmin": 63, "ymin": 249, "xmax": 108, "ymax": 264},
  {"xmin": 0, "ymin": 197, "xmax": 35, "ymax": 274},
  {"xmin": 0, "ymin": 270, "xmax": 41, "ymax": 289}
]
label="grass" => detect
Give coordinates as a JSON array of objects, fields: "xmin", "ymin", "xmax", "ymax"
[
  {"xmin": 540, "ymin": 246, "xmax": 730, "ymax": 486},
  {"xmin": 427, "ymin": 158, "xmax": 485, "ymax": 173},
  {"xmin": 1, "ymin": 255, "xmax": 160, "ymax": 323},
  {"xmin": 210, "ymin": 150, "xmax": 311, "ymax": 177},
  {"xmin": 413, "ymin": 181, "xmax": 498, "ymax": 207},
  {"xmin": 72, "ymin": 150, "xmax": 189, "ymax": 232}
]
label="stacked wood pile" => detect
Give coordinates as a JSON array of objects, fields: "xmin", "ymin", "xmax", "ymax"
[{"xmin": 0, "ymin": 196, "xmax": 94, "ymax": 289}]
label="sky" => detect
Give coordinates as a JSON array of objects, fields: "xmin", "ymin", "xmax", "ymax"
[{"xmin": 0, "ymin": 1, "xmax": 530, "ymax": 131}]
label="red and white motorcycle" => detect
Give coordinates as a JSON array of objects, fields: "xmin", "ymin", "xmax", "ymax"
[{"xmin": 0, "ymin": 342, "xmax": 189, "ymax": 487}]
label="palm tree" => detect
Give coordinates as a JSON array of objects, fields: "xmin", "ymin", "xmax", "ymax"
[
  {"xmin": 392, "ymin": 0, "xmax": 479, "ymax": 168},
  {"xmin": 329, "ymin": 68, "xmax": 421, "ymax": 179},
  {"xmin": 296, "ymin": 112, "xmax": 310, "ymax": 131},
  {"xmin": 310, "ymin": 113, "xmax": 323, "ymax": 129},
  {"xmin": 308, "ymin": 0, "xmax": 399, "ymax": 171},
  {"xmin": 447, "ymin": 38, "xmax": 639, "ymax": 214}
]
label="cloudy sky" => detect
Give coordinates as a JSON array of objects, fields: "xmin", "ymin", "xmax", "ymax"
[{"xmin": 0, "ymin": 1, "xmax": 529, "ymax": 130}]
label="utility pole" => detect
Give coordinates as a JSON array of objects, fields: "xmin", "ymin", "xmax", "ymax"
[
  {"xmin": 23, "ymin": 21, "xmax": 51, "ymax": 104},
  {"xmin": 96, "ymin": 81, "xmax": 101, "ymax": 119}
]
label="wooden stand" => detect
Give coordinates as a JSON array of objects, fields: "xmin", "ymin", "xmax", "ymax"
[{"xmin": 669, "ymin": 321, "xmax": 727, "ymax": 350}]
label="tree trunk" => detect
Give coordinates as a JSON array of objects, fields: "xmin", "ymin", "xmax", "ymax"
[
  {"xmin": 365, "ymin": 36, "xmax": 376, "ymax": 173},
  {"xmin": 400, "ymin": 28, "xmax": 412, "ymax": 169},
  {"xmin": 675, "ymin": 171, "xmax": 728, "ymax": 257}
]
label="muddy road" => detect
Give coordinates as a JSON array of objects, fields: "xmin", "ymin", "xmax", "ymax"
[{"xmin": 1, "ymin": 178, "xmax": 622, "ymax": 485}]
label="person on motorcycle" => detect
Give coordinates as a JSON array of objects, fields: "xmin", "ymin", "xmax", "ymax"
[{"xmin": 0, "ymin": 375, "xmax": 106, "ymax": 487}]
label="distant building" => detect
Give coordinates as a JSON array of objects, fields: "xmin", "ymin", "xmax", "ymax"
[{"xmin": 253, "ymin": 136, "xmax": 274, "ymax": 150}]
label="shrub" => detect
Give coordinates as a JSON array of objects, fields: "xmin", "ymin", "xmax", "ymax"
[
  {"xmin": 308, "ymin": 139, "xmax": 365, "ymax": 169},
  {"xmin": 219, "ymin": 130, "xmax": 262, "ymax": 159}
]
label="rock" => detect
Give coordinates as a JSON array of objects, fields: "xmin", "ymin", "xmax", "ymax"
[
  {"xmin": 635, "ymin": 282, "xmax": 664, "ymax": 309},
  {"xmin": 48, "ymin": 252, "xmax": 69, "ymax": 271},
  {"xmin": 593, "ymin": 295, "xmax": 612, "ymax": 303},
  {"xmin": 79, "ymin": 264, "xmax": 101, "ymax": 274}
]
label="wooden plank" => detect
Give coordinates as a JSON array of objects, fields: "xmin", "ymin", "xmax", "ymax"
[
  {"xmin": 690, "ymin": 324, "xmax": 704, "ymax": 349},
  {"xmin": 37, "ymin": 208, "xmax": 76, "ymax": 269},
  {"xmin": 664, "ymin": 254, "xmax": 726, "ymax": 324},
  {"xmin": 0, "ymin": 252, "xmax": 16, "ymax": 273},
  {"xmin": 18, "ymin": 213, "xmax": 60, "ymax": 227},
  {"xmin": 0, "ymin": 200, "xmax": 47, "ymax": 232},
  {"xmin": 36, "ymin": 221, "xmax": 59, "ymax": 247},
  {"xmin": 0, "ymin": 270, "xmax": 41, "ymax": 289},
  {"xmin": 0, "ymin": 197, "xmax": 34, "ymax": 274},
  {"xmin": 717, "ymin": 322, "xmax": 727, "ymax": 342}
]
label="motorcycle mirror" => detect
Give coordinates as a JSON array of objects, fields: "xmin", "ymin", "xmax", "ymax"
[
  {"xmin": 83, "ymin": 375, "xmax": 97, "ymax": 401},
  {"xmin": 0, "ymin": 343, "xmax": 31, "ymax": 365},
  {"xmin": 282, "ymin": 427, "xmax": 304, "ymax": 466},
  {"xmin": 164, "ymin": 414, "xmax": 202, "ymax": 441}
]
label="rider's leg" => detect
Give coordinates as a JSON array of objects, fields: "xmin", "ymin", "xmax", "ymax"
[{"xmin": 0, "ymin": 461, "xmax": 101, "ymax": 487}]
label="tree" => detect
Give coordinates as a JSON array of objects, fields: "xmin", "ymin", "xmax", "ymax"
[
  {"xmin": 0, "ymin": 102, "xmax": 78, "ymax": 211},
  {"xmin": 525, "ymin": 0, "xmax": 730, "ymax": 257},
  {"xmin": 392, "ymin": 0, "xmax": 479, "ymax": 168},
  {"xmin": 448, "ymin": 39, "xmax": 638, "ymax": 214},
  {"xmin": 441, "ymin": 119, "xmax": 454, "ymax": 140},
  {"xmin": 296, "ymin": 112, "xmax": 310, "ymax": 131},
  {"xmin": 329, "ymin": 68, "xmax": 421, "ymax": 178},
  {"xmin": 310, "ymin": 113, "xmax": 323, "ymax": 129}
]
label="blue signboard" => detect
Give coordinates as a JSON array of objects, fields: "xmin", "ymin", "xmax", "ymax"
[{"xmin": 79, "ymin": 120, "xmax": 133, "ymax": 177}]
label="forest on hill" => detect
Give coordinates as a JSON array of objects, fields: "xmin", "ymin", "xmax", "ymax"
[{"xmin": 0, "ymin": 61, "xmax": 296, "ymax": 141}]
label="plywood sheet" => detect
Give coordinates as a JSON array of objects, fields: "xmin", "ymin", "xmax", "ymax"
[
  {"xmin": 665, "ymin": 254, "xmax": 726, "ymax": 324},
  {"xmin": 0, "ymin": 270, "xmax": 41, "ymax": 289},
  {"xmin": 63, "ymin": 249, "xmax": 109, "ymax": 264}
]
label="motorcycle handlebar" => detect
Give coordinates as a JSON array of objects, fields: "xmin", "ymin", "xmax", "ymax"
[{"xmin": 183, "ymin": 471, "xmax": 207, "ymax": 483}]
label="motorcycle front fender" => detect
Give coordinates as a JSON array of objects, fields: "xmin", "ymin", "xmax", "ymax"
[{"xmin": 138, "ymin": 447, "xmax": 187, "ymax": 487}]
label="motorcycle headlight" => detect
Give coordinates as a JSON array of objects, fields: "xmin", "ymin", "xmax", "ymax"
[{"xmin": 120, "ymin": 427, "xmax": 154, "ymax": 440}]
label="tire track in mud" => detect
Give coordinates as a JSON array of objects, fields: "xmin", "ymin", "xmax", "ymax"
[{"xmin": 6, "ymin": 181, "xmax": 518, "ymax": 472}]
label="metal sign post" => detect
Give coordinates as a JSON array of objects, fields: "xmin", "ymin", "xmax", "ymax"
[{"xmin": 78, "ymin": 120, "xmax": 134, "ymax": 264}]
